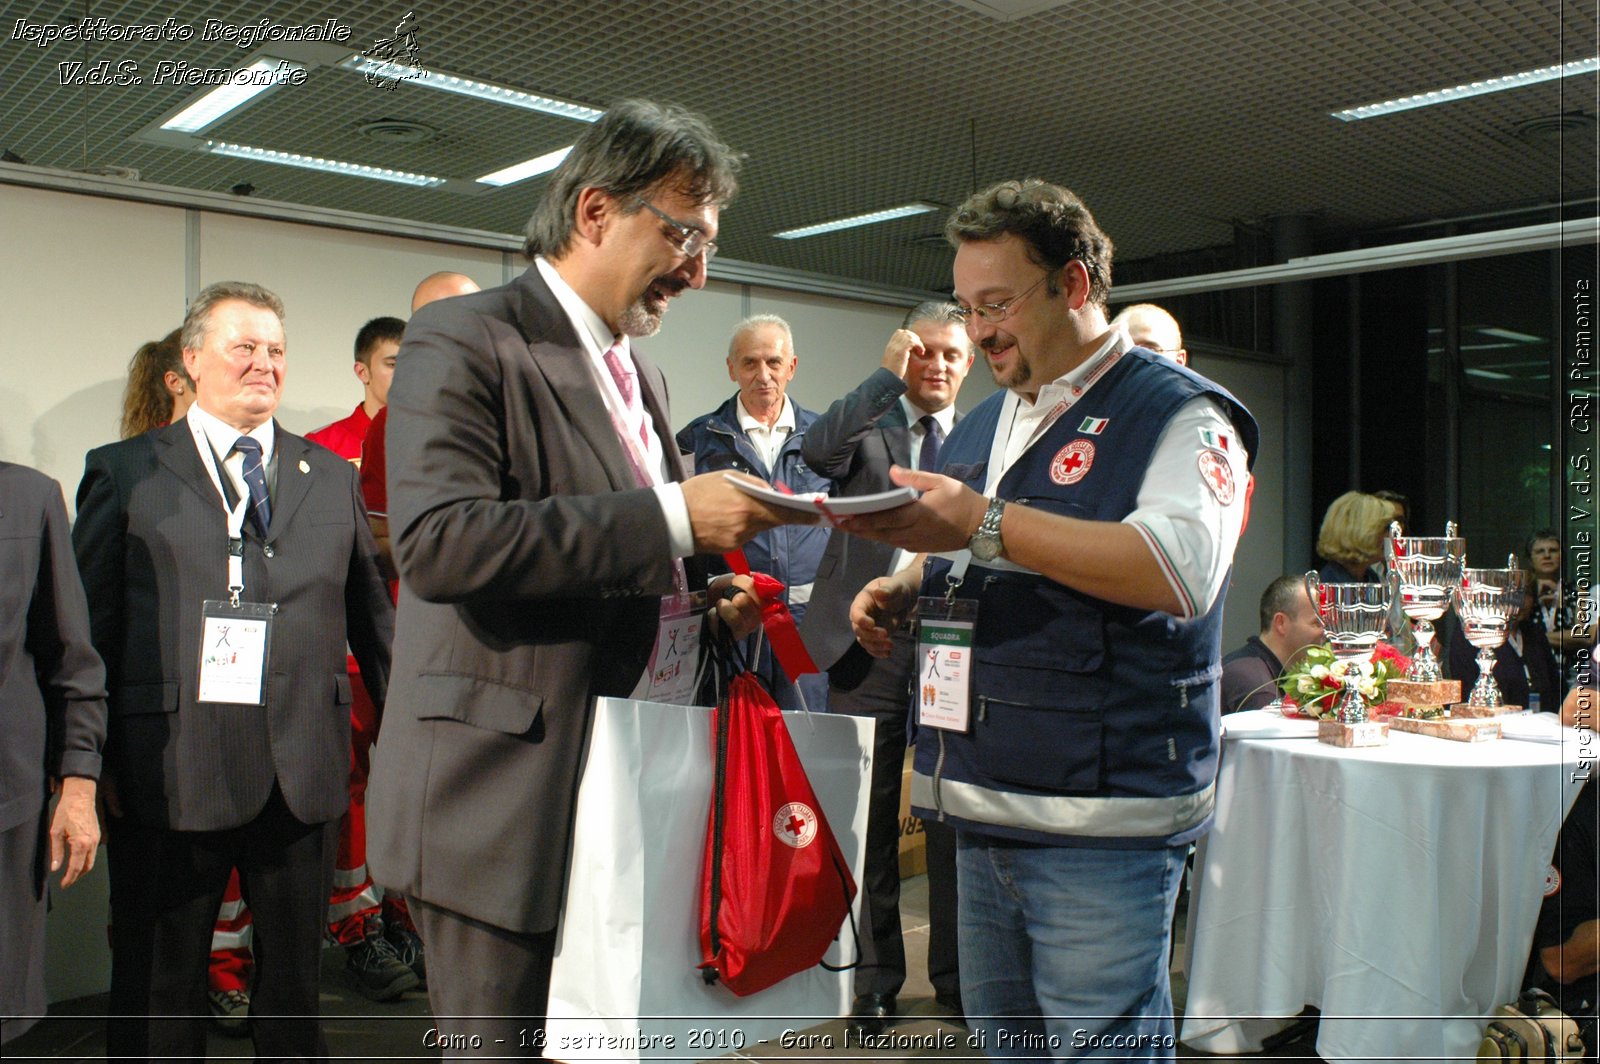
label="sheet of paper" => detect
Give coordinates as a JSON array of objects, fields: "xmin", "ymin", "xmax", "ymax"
[{"xmin": 724, "ymin": 474, "xmax": 917, "ymax": 515}]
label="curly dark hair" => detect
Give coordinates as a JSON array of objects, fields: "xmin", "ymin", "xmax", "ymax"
[{"xmin": 945, "ymin": 179, "xmax": 1115, "ymax": 310}]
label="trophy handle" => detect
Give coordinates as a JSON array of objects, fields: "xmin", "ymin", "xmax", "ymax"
[
  {"xmin": 1445, "ymin": 520, "xmax": 1459, "ymax": 538},
  {"xmin": 1304, "ymin": 571, "xmax": 1324, "ymax": 620},
  {"xmin": 1386, "ymin": 520, "xmax": 1403, "ymax": 564}
]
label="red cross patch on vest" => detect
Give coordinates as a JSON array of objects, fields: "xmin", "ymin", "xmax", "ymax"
[{"xmin": 1050, "ymin": 439, "xmax": 1095, "ymax": 485}]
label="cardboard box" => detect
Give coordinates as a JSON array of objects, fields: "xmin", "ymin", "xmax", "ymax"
[{"xmin": 897, "ymin": 749, "xmax": 927, "ymax": 878}]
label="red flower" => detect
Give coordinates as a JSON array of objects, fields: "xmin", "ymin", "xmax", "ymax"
[{"xmin": 1371, "ymin": 641, "xmax": 1411, "ymax": 672}]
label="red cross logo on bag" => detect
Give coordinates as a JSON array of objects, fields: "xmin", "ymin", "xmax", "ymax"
[
  {"xmin": 773, "ymin": 802, "xmax": 818, "ymax": 848},
  {"xmin": 1050, "ymin": 439, "xmax": 1095, "ymax": 485}
]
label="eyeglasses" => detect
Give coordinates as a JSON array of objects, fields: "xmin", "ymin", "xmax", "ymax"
[
  {"xmin": 952, "ymin": 271, "xmax": 1049, "ymax": 325},
  {"xmin": 631, "ymin": 194, "xmax": 717, "ymax": 260}
]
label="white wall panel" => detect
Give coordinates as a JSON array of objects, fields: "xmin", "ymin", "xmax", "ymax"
[{"xmin": 0, "ymin": 185, "xmax": 187, "ymax": 493}]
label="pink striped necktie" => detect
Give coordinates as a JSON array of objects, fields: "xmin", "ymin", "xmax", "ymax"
[{"xmin": 603, "ymin": 341, "xmax": 650, "ymax": 453}]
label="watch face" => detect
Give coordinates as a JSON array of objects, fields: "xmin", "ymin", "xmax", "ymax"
[{"xmin": 971, "ymin": 536, "xmax": 1000, "ymax": 561}]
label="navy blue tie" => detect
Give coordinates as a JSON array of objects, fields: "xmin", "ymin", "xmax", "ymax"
[
  {"xmin": 918, "ymin": 415, "xmax": 944, "ymax": 473},
  {"xmin": 233, "ymin": 436, "xmax": 272, "ymax": 536}
]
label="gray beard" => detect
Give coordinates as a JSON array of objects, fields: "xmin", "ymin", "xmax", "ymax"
[{"xmin": 618, "ymin": 297, "xmax": 663, "ymax": 338}]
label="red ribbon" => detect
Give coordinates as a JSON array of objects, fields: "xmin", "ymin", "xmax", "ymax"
[{"xmin": 722, "ymin": 550, "xmax": 820, "ymax": 681}]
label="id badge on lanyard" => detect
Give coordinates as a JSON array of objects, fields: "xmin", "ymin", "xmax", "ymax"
[
  {"xmin": 197, "ymin": 497, "xmax": 277, "ymax": 705},
  {"xmin": 639, "ymin": 588, "xmax": 706, "ymax": 705},
  {"xmin": 916, "ymin": 552, "xmax": 979, "ymax": 732}
]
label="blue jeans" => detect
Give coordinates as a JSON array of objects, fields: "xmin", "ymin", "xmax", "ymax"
[{"xmin": 957, "ymin": 832, "xmax": 1186, "ymax": 1060}]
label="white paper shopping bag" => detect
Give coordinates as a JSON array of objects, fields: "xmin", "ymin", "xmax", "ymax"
[{"xmin": 545, "ymin": 697, "xmax": 872, "ymax": 1060}]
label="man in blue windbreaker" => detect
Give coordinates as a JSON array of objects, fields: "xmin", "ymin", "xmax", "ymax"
[{"xmin": 677, "ymin": 315, "xmax": 832, "ymax": 711}]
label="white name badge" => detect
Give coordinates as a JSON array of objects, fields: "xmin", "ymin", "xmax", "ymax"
[
  {"xmin": 635, "ymin": 590, "xmax": 705, "ymax": 706},
  {"xmin": 198, "ymin": 600, "xmax": 276, "ymax": 705},
  {"xmin": 916, "ymin": 597, "xmax": 978, "ymax": 732}
]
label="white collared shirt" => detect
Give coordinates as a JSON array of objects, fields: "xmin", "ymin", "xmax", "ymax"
[
  {"xmin": 735, "ymin": 395, "xmax": 796, "ymax": 473},
  {"xmin": 187, "ymin": 402, "xmax": 275, "ymax": 513},
  {"xmin": 534, "ymin": 257, "xmax": 693, "ymax": 559},
  {"xmin": 985, "ymin": 329, "xmax": 1250, "ymax": 619},
  {"xmin": 899, "ymin": 397, "xmax": 956, "ymax": 472}
]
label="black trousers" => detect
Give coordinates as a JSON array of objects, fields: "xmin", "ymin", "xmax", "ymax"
[
  {"xmin": 830, "ymin": 632, "xmax": 960, "ymax": 1002},
  {"xmin": 412, "ymin": 898, "xmax": 555, "ymax": 1060},
  {"xmin": 107, "ymin": 785, "xmax": 336, "ymax": 1062}
]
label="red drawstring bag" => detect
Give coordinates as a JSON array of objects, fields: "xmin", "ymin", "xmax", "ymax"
[{"xmin": 697, "ymin": 574, "xmax": 857, "ymax": 996}]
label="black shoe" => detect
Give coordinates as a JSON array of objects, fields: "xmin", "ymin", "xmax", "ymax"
[
  {"xmin": 207, "ymin": 987, "xmax": 251, "ymax": 1037},
  {"xmin": 345, "ymin": 930, "xmax": 420, "ymax": 1001},
  {"xmin": 848, "ymin": 993, "xmax": 895, "ymax": 1040},
  {"xmin": 384, "ymin": 922, "xmax": 427, "ymax": 989},
  {"xmin": 933, "ymin": 992, "xmax": 967, "ymax": 1028}
]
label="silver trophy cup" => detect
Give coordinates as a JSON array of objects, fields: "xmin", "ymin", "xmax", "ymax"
[
  {"xmin": 1453, "ymin": 561, "xmax": 1527, "ymax": 709},
  {"xmin": 1304, "ymin": 573, "xmax": 1390, "ymax": 723},
  {"xmin": 1384, "ymin": 520, "xmax": 1465, "ymax": 683}
]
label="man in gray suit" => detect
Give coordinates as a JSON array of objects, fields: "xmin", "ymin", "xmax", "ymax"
[
  {"xmin": 799, "ymin": 303, "xmax": 974, "ymax": 1033},
  {"xmin": 367, "ymin": 100, "xmax": 802, "ymax": 1057},
  {"xmin": 74, "ymin": 281, "xmax": 394, "ymax": 1060},
  {"xmin": 0, "ymin": 462, "xmax": 106, "ymax": 1045}
]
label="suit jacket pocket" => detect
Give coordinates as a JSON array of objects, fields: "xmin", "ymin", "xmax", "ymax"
[
  {"xmin": 310, "ymin": 509, "xmax": 348, "ymax": 526},
  {"xmin": 115, "ymin": 681, "xmax": 178, "ymax": 716},
  {"xmin": 415, "ymin": 673, "xmax": 545, "ymax": 738},
  {"xmin": 335, "ymin": 673, "xmax": 352, "ymax": 705}
]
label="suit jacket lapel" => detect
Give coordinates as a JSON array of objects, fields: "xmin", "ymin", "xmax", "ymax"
[
  {"xmin": 268, "ymin": 428, "xmax": 314, "ymax": 537},
  {"xmin": 882, "ymin": 402, "xmax": 913, "ymax": 468},
  {"xmin": 513, "ymin": 271, "xmax": 638, "ymax": 493},
  {"xmin": 634, "ymin": 353, "xmax": 685, "ymax": 483},
  {"xmin": 156, "ymin": 421, "xmax": 230, "ymax": 514}
]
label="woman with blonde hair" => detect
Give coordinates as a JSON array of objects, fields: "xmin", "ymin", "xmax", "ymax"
[
  {"xmin": 1316, "ymin": 491, "xmax": 1400, "ymax": 583},
  {"xmin": 119, "ymin": 329, "xmax": 192, "ymax": 438}
]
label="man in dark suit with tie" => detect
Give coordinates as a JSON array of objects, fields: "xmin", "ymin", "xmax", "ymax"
[
  {"xmin": 73, "ymin": 280, "xmax": 394, "ymax": 1060},
  {"xmin": 366, "ymin": 99, "xmax": 803, "ymax": 1058},
  {"xmin": 799, "ymin": 303, "xmax": 975, "ymax": 1034}
]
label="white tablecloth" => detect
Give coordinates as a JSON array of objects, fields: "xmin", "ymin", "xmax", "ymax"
[{"xmin": 1180, "ymin": 712, "xmax": 1588, "ymax": 1063}]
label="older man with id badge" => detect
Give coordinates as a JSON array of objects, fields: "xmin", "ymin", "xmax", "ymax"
[{"xmin": 74, "ymin": 281, "xmax": 393, "ymax": 1061}]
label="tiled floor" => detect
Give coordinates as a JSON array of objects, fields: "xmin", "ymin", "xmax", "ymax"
[{"xmin": 7, "ymin": 875, "xmax": 1325, "ymax": 1061}]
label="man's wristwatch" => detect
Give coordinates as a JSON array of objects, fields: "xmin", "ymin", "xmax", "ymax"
[{"xmin": 968, "ymin": 497, "xmax": 1007, "ymax": 562}]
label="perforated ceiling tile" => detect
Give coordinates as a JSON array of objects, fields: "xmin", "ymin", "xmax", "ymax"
[{"xmin": 1, "ymin": 0, "xmax": 1592, "ymax": 291}]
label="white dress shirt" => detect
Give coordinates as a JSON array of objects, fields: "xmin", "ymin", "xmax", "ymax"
[
  {"xmin": 983, "ymin": 329, "xmax": 1250, "ymax": 618},
  {"xmin": 534, "ymin": 257, "xmax": 694, "ymax": 559},
  {"xmin": 735, "ymin": 395, "xmax": 796, "ymax": 473},
  {"xmin": 187, "ymin": 402, "xmax": 275, "ymax": 516}
]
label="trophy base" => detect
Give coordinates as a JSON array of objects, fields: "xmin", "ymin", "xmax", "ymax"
[
  {"xmin": 1379, "ymin": 713, "xmax": 1502, "ymax": 742},
  {"xmin": 1449, "ymin": 702, "xmax": 1523, "ymax": 718},
  {"xmin": 1318, "ymin": 719, "xmax": 1390, "ymax": 747},
  {"xmin": 1387, "ymin": 680, "xmax": 1462, "ymax": 709}
]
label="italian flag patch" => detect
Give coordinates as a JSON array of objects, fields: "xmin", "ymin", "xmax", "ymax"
[
  {"xmin": 1078, "ymin": 416, "xmax": 1108, "ymax": 435},
  {"xmin": 1198, "ymin": 427, "xmax": 1232, "ymax": 452}
]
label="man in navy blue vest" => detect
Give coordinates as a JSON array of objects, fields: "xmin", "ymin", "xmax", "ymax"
[{"xmin": 838, "ymin": 179, "xmax": 1258, "ymax": 1058}]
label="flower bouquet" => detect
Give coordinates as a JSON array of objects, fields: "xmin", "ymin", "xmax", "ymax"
[{"xmin": 1277, "ymin": 642, "xmax": 1411, "ymax": 720}]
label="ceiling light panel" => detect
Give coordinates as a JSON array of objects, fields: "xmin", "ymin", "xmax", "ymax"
[
  {"xmin": 1333, "ymin": 57, "xmax": 1600, "ymax": 121},
  {"xmin": 477, "ymin": 147, "xmax": 573, "ymax": 187},
  {"xmin": 774, "ymin": 202, "xmax": 941, "ymax": 240},
  {"xmin": 337, "ymin": 56, "xmax": 601, "ymax": 121},
  {"xmin": 205, "ymin": 140, "xmax": 446, "ymax": 186},
  {"xmin": 159, "ymin": 60, "xmax": 305, "ymax": 132}
]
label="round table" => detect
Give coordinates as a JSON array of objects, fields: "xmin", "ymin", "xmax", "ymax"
[{"xmin": 1179, "ymin": 710, "xmax": 1588, "ymax": 1063}]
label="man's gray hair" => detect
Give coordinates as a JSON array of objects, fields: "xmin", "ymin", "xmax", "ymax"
[
  {"xmin": 180, "ymin": 281, "xmax": 285, "ymax": 352},
  {"xmin": 524, "ymin": 99, "xmax": 743, "ymax": 259},
  {"xmin": 727, "ymin": 314, "xmax": 793, "ymax": 359},
  {"xmin": 902, "ymin": 301, "xmax": 966, "ymax": 330},
  {"xmin": 945, "ymin": 179, "xmax": 1115, "ymax": 310}
]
